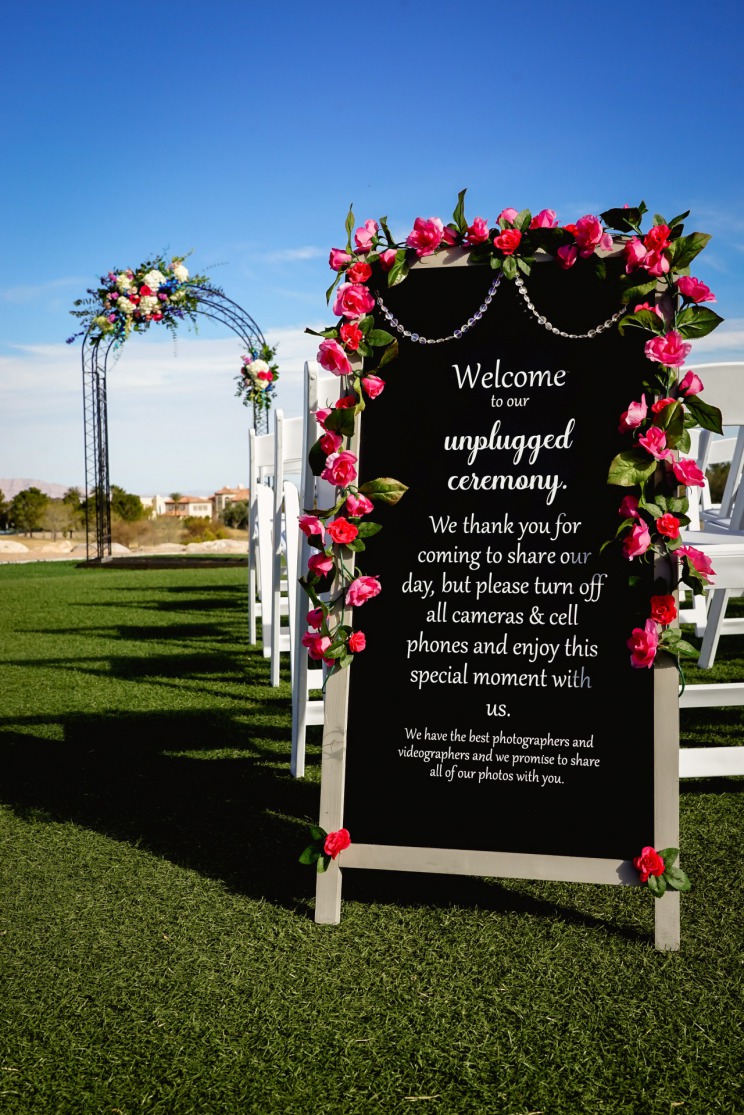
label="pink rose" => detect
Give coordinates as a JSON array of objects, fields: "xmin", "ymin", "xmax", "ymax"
[
  {"xmin": 678, "ymin": 370, "xmax": 704, "ymax": 396},
  {"xmin": 317, "ymin": 338, "xmax": 352, "ymax": 377},
  {"xmin": 635, "ymin": 301, "xmax": 663, "ymax": 319},
  {"xmin": 321, "ymin": 450, "xmax": 358, "ymax": 487},
  {"xmin": 346, "ymin": 492, "xmax": 374, "ymax": 517},
  {"xmin": 672, "ymin": 458, "xmax": 706, "ymax": 487},
  {"xmin": 619, "ymin": 494, "xmax": 641, "ymax": 519},
  {"xmin": 643, "ymin": 249, "xmax": 670, "ymax": 278},
  {"xmin": 335, "ymin": 394, "xmax": 357, "ymax": 409},
  {"xmin": 354, "ymin": 219, "xmax": 378, "ymax": 252},
  {"xmin": 638, "ymin": 426, "xmax": 672, "ymax": 461},
  {"xmin": 379, "ymin": 249, "xmax": 397, "ymax": 272},
  {"xmin": 618, "ymin": 394, "xmax": 648, "ymax": 434},
  {"xmin": 442, "ymin": 225, "xmax": 460, "ymax": 246},
  {"xmin": 624, "ymin": 238, "xmax": 647, "ymax": 273},
  {"xmin": 339, "ymin": 321, "xmax": 363, "ymax": 351},
  {"xmin": 308, "ymin": 551, "xmax": 334, "ymax": 577},
  {"xmin": 319, "ymin": 431, "xmax": 342, "ymax": 455},
  {"xmin": 497, "ymin": 207, "xmax": 519, "ymax": 224},
  {"xmin": 348, "ymin": 631, "xmax": 366, "ymax": 653},
  {"xmin": 298, "ymin": 514, "xmax": 325, "ymax": 541},
  {"xmin": 329, "ymin": 248, "xmax": 352, "ymax": 271},
  {"xmin": 627, "ymin": 620, "xmax": 659, "ymax": 669},
  {"xmin": 656, "ymin": 513, "xmax": 681, "ymax": 540},
  {"xmin": 346, "ymin": 261, "xmax": 372, "ymax": 284},
  {"xmin": 257, "ymin": 369, "xmax": 273, "ymax": 382},
  {"xmin": 493, "ymin": 229, "xmax": 522, "ymax": 255},
  {"xmin": 361, "ymin": 375, "xmax": 385, "ymax": 398},
  {"xmin": 644, "ymin": 224, "xmax": 671, "ymax": 251},
  {"xmin": 529, "ymin": 208, "xmax": 558, "ymax": 229},
  {"xmin": 332, "ymin": 282, "xmax": 376, "ymax": 320},
  {"xmin": 644, "ymin": 331, "xmax": 692, "ymax": 368},
  {"xmin": 650, "ymin": 595, "xmax": 677, "ymax": 626},
  {"xmin": 301, "ymin": 632, "xmax": 332, "ymax": 661},
  {"xmin": 623, "ymin": 520, "xmax": 652, "ymax": 559},
  {"xmin": 327, "ymin": 517, "xmax": 359, "ymax": 545},
  {"xmin": 556, "ymin": 244, "xmax": 578, "ymax": 270},
  {"xmin": 677, "ymin": 275, "xmax": 716, "ymax": 303},
  {"xmin": 677, "ymin": 545, "xmax": 715, "ymax": 580},
  {"xmin": 464, "ymin": 217, "xmax": 490, "ymax": 245},
  {"xmin": 651, "ymin": 397, "xmax": 675, "ymax": 414},
  {"xmin": 346, "ymin": 574, "xmax": 382, "ymax": 607},
  {"xmin": 306, "ymin": 606, "xmax": 325, "ymax": 630},
  {"xmin": 574, "ymin": 214, "xmax": 612, "ymax": 256},
  {"xmin": 406, "ymin": 217, "xmax": 445, "ymax": 257},
  {"xmin": 323, "ymin": 828, "xmax": 351, "ymax": 858},
  {"xmin": 633, "ymin": 845, "xmax": 666, "ymax": 881},
  {"xmin": 314, "ymin": 407, "xmax": 332, "ymax": 429}
]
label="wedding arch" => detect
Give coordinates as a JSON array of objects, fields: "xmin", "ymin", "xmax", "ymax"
[{"xmin": 68, "ymin": 256, "xmax": 273, "ymax": 559}]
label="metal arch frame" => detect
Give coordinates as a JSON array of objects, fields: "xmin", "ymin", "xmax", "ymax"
[{"xmin": 81, "ymin": 285, "xmax": 268, "ymax": 561}]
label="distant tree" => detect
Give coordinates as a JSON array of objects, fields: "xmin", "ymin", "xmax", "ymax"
[
  {"xmin": 110, "ymin": 485, "xmax": 147, "ymax": 522},
  {"xmin": 169, "ymin": 491, "xmax": 183, "ymax": 504},
  {"xmin": 41, "ymin": 499, "xmax": 78, "ymax": 540},
  {"xmin": 9, "ymin": 487, "xmax": 49, "ymax": 535},
  {"xmin": 0, "ymin": 489, "xmax": 8, "ymax": 529},
  {"xmin": 221, "ymin": 500, "xmax": 248, "ymax": 530},
  {"xmin": 62, "ymin": 487, "xmax": 84, "ymax": 530}
]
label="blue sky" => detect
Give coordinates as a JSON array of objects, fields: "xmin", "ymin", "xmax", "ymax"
[{"xmin": 1, "ymin": 0, "xmax": 743, "ymax": 495}]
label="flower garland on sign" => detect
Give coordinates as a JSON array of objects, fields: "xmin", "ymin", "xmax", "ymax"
[
  {"xmin": 299, "ymin": 825, "xmax": 351, "ymax": 872},
  {"xmin": 633, "ymin": 845, "xmax": 691, "ymax": 898},
  {"xmin": 234, "ymin": 343, "xmax": 280, "ymax": 413},
  {"xmin": 67, "ymin": 254, "xmax": 208, "ymax": 346},
  {"xmin": 301, "ymin": 192, "xmax": 723, "ymax": 679}
]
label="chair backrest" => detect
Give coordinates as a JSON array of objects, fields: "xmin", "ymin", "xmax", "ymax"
[
  {"xmin": 247, "ymin": 427, "xmax": 276, "ymax": 645},
  {"xmin": 686, "ymin": 363, "xmax": 744, "ymax": 523},
  {"xmin": 270, "ymin": 410, "xmax": 307, "ymax": 685}
]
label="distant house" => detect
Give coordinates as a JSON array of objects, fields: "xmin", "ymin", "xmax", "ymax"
[
  {"xmin": 212, "ymin": 486, "xmax": 249, "ymax": 514},
  {"xmin": 139, "ymin": 494, "xmax": 168, "ymax": 516},
  {"xmin": 163, "ymin": 495, "xmax": 214, "ymax": 519}
]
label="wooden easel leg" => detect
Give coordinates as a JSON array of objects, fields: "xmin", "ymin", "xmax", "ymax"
[
  {"xmin": 315, "ymin": 860, "xmax": 342, "ymax": 924},
  {"xmin": 654, "ymin": 889, "xmax": 680, "ymax": 951}
]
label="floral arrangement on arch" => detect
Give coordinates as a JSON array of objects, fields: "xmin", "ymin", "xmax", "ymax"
[
  {"xmin": 301, "ymin": 192, "xmax": 724, "ymax": 677},
  {"xmin": 234, "ymin": 343, "xmax": 280, "ymax": 413},
  {"xmin": 67, "ymin": 254, "xmax": 207, "ymax": 347}
]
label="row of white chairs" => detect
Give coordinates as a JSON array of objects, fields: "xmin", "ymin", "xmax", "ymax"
[{"xmin": 248, "ymin": 362, "xmax": 341, "ymax": 777}]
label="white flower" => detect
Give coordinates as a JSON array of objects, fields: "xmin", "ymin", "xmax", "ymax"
[
  {"xmin": 171, "ymin": 290, "xmax": 185, "ymax": 303},
  {"xmin": 171, "ymin": 261, "xmax": 189, "ymax": 282},
  {"xmin": 116, "ymin": 272, "xmax": 134, "ymax": 291},
  {"xmin": 143, "ymin": 270, "xmax": 166, "ymax": 291},
  {"xmin": 139, "ymin": 295, "xmax": 159, "ymax": 315},
  {"xmin": 118, "ymin": 297, "xmax": 135, "ymax": 315},
  {"xmin": 249, "ymin": 359, "xmax": 270, "ymax": 375}
]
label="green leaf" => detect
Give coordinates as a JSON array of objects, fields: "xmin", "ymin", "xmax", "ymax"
[
  {"xmin": 299, "ymin": 845, "xmax": 320, "ymax": 865},
  {"xmin": 358, "ymin": 314, "xmax": 374, "ymax": 335},
  {"xmin": 675, "ymin": 306, "xmax": 724, "ymax": 339},
  {"xmin": 346, "ymin": 538, "xmax": 366, "ymax": 552},
  {"xmin": 671, "ymin": 232, "xmax": 711, "ymax": 270},
  {"xmin": 358, "ymin": 477, "xmax": 409, "ymax": 505},
  {"xmin": 325, "ymin": 272, "xmax": 342, "ymax": 305},
  {"xmin": 356, "ymin": 521, "xmax": 383, "ymax": 538},
  {"xmin": 667, "ymin": 210, "xmax": 690, "ymax": 232},
  {"xmin": 674, "ymin": 639, "xmax": 699, "ymax": 660},
  {"xmin": 658, "ymin": 847, "xmax": 679, "ymax": 868},
  {"xmin": 516, "ymin": 256, "xmax": 532, "ymax": 276},
  {"xmin": 620, "ymin": 278, "xmax": 658, "ymax": 304},
  {"xmin": 684, "ymin": 396, "xmax": 723, "ymax": 435},
  {"xmin": 344, "ymin": 204, "xmax": 355, "ymax": 252},
  {"xmin": 664, "ymin": 866, "xmax": 692, "ymax": 892},
  {"xmin": 305, "ymin": 326, "xmax": 339, "ymax": 339},
  {"xmin": 324, "ymin": 407, "xmax": 357, "ymax": 437},
  {"xmin": 309, "ymin": 439, "xmax": 327, "ymax": 477},
  {"xmin": 515, "ymin": 209, "xmax": 531, "ymax": 232},
  {"xmin": 379, "ymin": 215, "xmax": 395, "ymax": 247},
  {"xmin": 489, "ymin": 255, "xmax": 503, "ymax": 271},
  {"xmin": 607, "ymin": 449, "xmax": 657, "ymax": 487},
  {"xmin": 388, "ymin": 250, "xmax": 410, "ymax": 287},
  {"xmin": 502, "ymin": 255, "xmax": 518, "ymax": 280},
  {"xmin": 452, "ymin": 188, "xmax": 468, "ymax": 233},
  {"xmin": 378, "ymin": 339, "xmax": 399, "ymax": 369},
  {"xmin": 316, "ymin": 854, "xmax": 330, "ymax": 874},
  {"xmin": 527, "ymin": 227, "xmax": 568, "ymax": 253},
  {"xmin": 309, "ymin": 824, "xmax": 327, "ymax": 842},
  {"xmin": 367, "ymin": 329, "xmax": 395, "ymax": 347},
  {"xmin": 647, "ymin": 873, "xmax": 667, "ymax": 899},
  {"xmin": 600, "ymin": 206, "xmax": 645, "ymax": 232}
]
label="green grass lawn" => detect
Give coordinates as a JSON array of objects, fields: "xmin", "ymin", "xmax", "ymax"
[{"xmin": 0, "ymin": 563, "xmax": 742, "ymax": 1115}]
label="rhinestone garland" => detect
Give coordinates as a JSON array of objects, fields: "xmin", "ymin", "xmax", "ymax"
[
  {"xmin": 375, "ymin": 273, "xmax": 502, "ymax": 344},
  {"xmin": 513, "ymin": 273, "xmax": 625, "ymax": 339}
]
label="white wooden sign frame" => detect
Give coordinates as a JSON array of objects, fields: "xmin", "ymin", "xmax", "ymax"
[{"xmin": 313, "ymin": 252, "xmax": 682, "ymax": 951}]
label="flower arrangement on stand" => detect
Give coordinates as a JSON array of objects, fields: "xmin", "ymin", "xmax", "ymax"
[
  {"xmin": 67, "ymin": 254, "xmax": 207, "ymax": 346},
  {"xmin": 234, "ymin": 343, "xmax": 280, "ymax": 414}
]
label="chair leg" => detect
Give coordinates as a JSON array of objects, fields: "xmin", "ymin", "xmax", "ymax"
[{"xmin": 698, "ymin": 588, "xmax": 731, "ymax": 669}]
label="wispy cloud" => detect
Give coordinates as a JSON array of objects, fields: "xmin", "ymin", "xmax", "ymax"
[
  {"xmin": 2, "ymin": 277, "xmax": 89, "ymax": 304},
  {"xmin": 259, "ymin": 246, "xmax": 327, "ymax": 263}
]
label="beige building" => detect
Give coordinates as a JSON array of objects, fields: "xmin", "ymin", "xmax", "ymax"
[
  {"xmin": 212, "ymin": 486, "xmax": 249, "ymax": 514},
  {"xmin": 163, "ymin": 495, "xmax": 214, "ymax": 519}
]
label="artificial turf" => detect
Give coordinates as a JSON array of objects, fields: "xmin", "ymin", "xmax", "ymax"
[{"xmin": 0, "ymin": 562, "xmax": 742, "ymax": 1114}]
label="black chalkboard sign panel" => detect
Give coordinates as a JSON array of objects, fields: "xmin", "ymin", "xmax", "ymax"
[{"xmin": 342, "ymin": 258, "xmax": 655, "ymax": 861}]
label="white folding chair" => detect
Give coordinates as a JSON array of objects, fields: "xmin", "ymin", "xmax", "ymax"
[
  {"xmin": 290, "ymin": 361, "xmax": 344, "ymax": 777},
  {"xmin": 248, "ymin": 427, "xmax": 275, "ymax": 651},
  {"xmin": 269, "ymin": 409, "xmax": 304, "ymax": 687}
]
